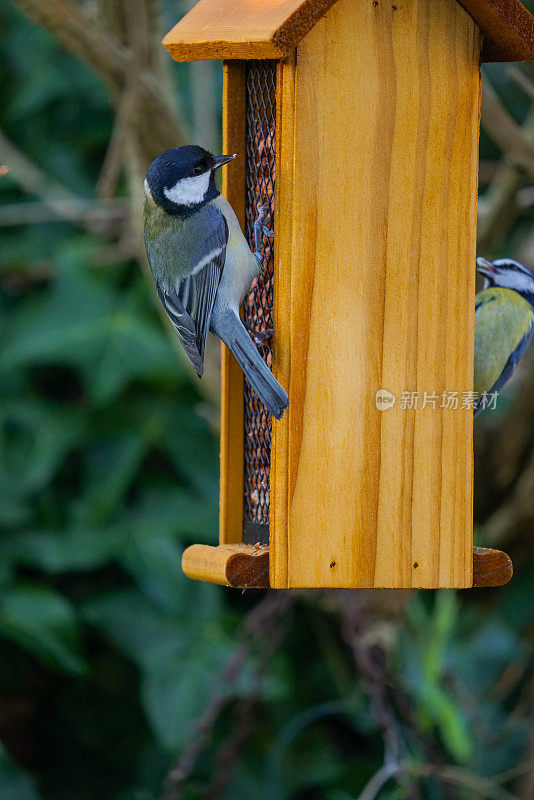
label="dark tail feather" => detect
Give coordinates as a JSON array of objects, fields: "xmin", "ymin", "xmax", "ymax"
[{"xmin": 214, "ymin": 313, "xmax": 288, "ymax": 420}]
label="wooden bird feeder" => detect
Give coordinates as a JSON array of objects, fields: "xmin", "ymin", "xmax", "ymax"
[{"xmin": 163, "ymin": 0, "xmax": 534, "ymax": 590}]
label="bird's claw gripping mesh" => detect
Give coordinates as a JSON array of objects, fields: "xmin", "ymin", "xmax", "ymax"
[{"xmin": 243, "ymin": 60, "xmax": 277, "ymax": 546}]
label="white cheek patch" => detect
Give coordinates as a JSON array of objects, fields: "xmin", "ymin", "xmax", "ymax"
[
  {"xmin": 164, "ymin": 171, "xmax": 211, "ymax": 206},
  {"xmin": 500, "ymin": 272, "xmax": 534, "ymax": 293}
]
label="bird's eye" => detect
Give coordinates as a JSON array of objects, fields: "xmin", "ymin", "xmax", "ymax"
[{"xmin": 192, "ymin": 165, "xmax": 204, "ymax": 176}]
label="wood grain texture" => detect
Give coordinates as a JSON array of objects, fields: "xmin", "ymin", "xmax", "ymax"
[
  {"xmin": 182, "ymin": 544, "xmax": 270, "ymax": 587},
  {"xmin": 219, "ymin": 62, "xmax": 246, "ymax": 545},
  {"xmin": 182, "ymin": 545, "xmax": 510, "ymax": 587},
  {"xmin": 270, "ymin": 0, "xmax": 481, "ymax": 589},
  {"xmin": 459, "ymin": 0, "xmax": 534, "ymax": 61},
  {"xmin": 269, "ymin": 56, "xmax": 296, "ymax": 589},
  {"xmin": 472, "ymin": 546, "xmax": 513, "ymax": 586},
  {"xmin": 162, "ymin": 0, "xmax": 533, "ymax": 64},
  {"xmin": 162, "ymin": 0, "xmax": 338, "ymax": 62}
]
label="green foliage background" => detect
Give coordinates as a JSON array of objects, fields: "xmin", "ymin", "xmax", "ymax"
[{"xmin": 0, "ymin": 2, "xmax": 534, "ymax": 799}]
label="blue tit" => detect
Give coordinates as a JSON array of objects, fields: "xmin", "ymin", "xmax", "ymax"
[
  {"xmin": 143, "ymin": 145, "xmax": 288, "ymax": 420},
  {"xmin": 474, "ymin": 257, "xmax": 534, "ymax": 417}
]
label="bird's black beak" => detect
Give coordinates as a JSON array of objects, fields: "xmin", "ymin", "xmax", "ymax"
[
  {"xmin": 213, "ymin": 154, "xmax": 236, "ymax": 170},
  {"xmin": 476, "ymin": 257, "xmax": 497, "ymax": 277}
]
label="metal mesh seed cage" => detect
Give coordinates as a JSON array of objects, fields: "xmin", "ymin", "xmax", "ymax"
[{"xmin": 243, "ymin": 60, "xmax": 277, "ymax": 546}]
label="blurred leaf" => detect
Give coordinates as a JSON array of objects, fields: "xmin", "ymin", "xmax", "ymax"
[
  {"xmin": 3, "ymin": 525, "xmax": 126, "ymax": 574},
  {"xmin": 0, "ymin": 400, "xmax": 85, "ymax": 503},
  {"xmin": 119, "ymin": 533, "xmax": 187, "ymax": 613},
  {"xmin": 0, "ymin": 255, "xmax": 181, "ymax": 404},
  {"xmin": 452, "ymin": 620, "xmax": 523, "ymax": 694},
  {"xmin": 402, "ymin": 593, "xmax": 473, "ymax": 763},
  {"xmin": 417, "ymin": 681, "xmax": 472, "ymax": 763},
  {"xmin": 0, "ymin": 745, "xmax": 41, "ymax": 800},
  {"xmin": 82, "ymin": 589, "xmax": 184, "ymax": 672},
  {"xmin": 0, "ymin": 585, "xmax": 87, "ymax": 675},
  {"xmin": 141, "ymin": 635, "xmax": 232, "ymax": 751},
  {"xmin": 120, "ymin": 486, "xmax": 218, "ymax": 544},
  {"xmin": 83, "ymin": 587, "xmax": 232, "ymax": 750},
  {"xmin": 161, "ymin": 406, "xmax": 218, "ymax": 495},
  {"xmin": 76, "ymin": 432, "xmax": 147, "ymax": 524},
  {"xmin": 265, "ymin": 700, "xmax": 357, "ymax": 800},
  {"xmin": 422, "ymin": 591, "xmax": 458, "ymax": 682}
]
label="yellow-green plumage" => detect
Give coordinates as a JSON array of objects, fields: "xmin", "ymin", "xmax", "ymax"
[{"xmin": 474, "ymin": 287, "xmax": 534, "ymax": 396}]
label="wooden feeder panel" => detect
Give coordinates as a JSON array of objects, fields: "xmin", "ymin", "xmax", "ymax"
[
  {"xmin": 221, "ymin": 0, "xmax": 480, "ymax": 589},
  {"xmin": 162, "ymin": 0, "xmax": 534, "ymax": 63},
  {"xmin": 163, "ymin": 0, "xmax": 532, "ymax": 589}
]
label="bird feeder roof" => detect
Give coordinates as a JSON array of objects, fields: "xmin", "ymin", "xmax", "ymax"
[{"xmin": 162, "ymin": 0, "xmax": 534, "ymax": 63}]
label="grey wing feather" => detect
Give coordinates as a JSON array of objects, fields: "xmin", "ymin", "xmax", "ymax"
[
  {"xmin": 151, "ymin": 208, "xmax": 228, "ymax": 376},
  {"xmin": 157, "ymin": 285, "xmax": 204, "ymax": 375}
]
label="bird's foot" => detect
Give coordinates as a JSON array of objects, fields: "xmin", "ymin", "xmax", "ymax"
[
  {"xmin": 253, "ymin": 203, "xmax": 273, "ymax": 261},
  {"xmin": 245, "ymin": 322, "xmax": 273, "ymax": 344}
]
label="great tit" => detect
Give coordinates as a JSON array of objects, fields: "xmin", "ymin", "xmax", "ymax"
[
  {"xmin": 474, "ymin": 257, "xmax": 534, "ymax": 417},
  {"xmin": 143, "ymin": 145, "xmax": 288, "ymax": 420}
]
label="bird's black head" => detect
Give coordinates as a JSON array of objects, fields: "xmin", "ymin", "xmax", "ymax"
[
  {"xmin": 144, "ymin": 145, "xmax": 236, "ymax": 216},
  {"xmin": 477, "ymin": 257, "xmax": 534, "ymax": 305}
]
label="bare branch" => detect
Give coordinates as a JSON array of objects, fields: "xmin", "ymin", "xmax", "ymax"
[
  {"xmin": 0, "ymin": 198, "xmax": 127, "ymax": 229},
  {"xmin": 97, "ymin": 80, "xmax": 138, "ymax": 199},
  {"xmin": 481, "ymin": 78, "xmax": 534, "ymax": 182},
  {"xmin": 477, "ymin": 78, "xmax": 534, "ymax": 252},
  {"xmin": 0, "ymin": 129, "xmax": 129, "ymax": 236},
  {"xmin": 413, "ymin": 764, "xmax": 521, "ymax": 800},
  {"xmin": 477, "ymin": 162, "xmax": 525, "ymax": 252},
  {"xmin": 0, "ymin": 129, "xmax": 77, "ymax": 203},
  {"xmin": 508, "ymin": 66, "xmax": 534, "ymax": 103},
  {"xmin": 13, "ymin": 0, "xmax": 188, "ymax": 155},
  {"xmin": 160, "ymin": 592, "xmax": 293, "ymax": 800},
  {"xmin": 356, "ymin": 762, "xmax": 401, "ymax": 800}
]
